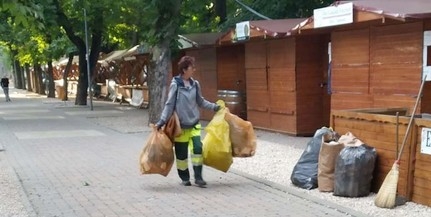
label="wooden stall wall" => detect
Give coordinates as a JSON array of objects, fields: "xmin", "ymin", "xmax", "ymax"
[
  {"xmin": 296, "ymin": 34, "xmax": 331, "ymax": 135},
  {"xmin": 245, "ymin": 41, "xmax": 271, "ymax": 129},
  {"xmin": 370, "ymin": 22, "xmax": 422, "ymax": 109},
  {"xmin": 186, "ymin": 48, "xmax": 217, "ymax": 121},
  {"xmin": 412, "ymin": 119, "xmax": 431, "ymax": 206},
  {"xmin": 217, "ymin": 45, "xmax": 245, "ymax": 91},
  {"xmin": 331, "ymin": 28, "xmax": 372, "ymax": 110},
  {"xmin": 245, "ymin": 38, "xmax": 297, "ymax": 133},
  {"xmin": 268, "ymin": 38, "xmax": 297, "ymax": 133},
  {"xmin": 217, "ymin": 44, "xmax": 246, "ymax": 119},
  {"xmin": 331, "ymin": 22, "xmax": 424, "ymax": 113},
  {"xmin": 331, "ymin": 109, "xmax": 413, "ymax": 198}
]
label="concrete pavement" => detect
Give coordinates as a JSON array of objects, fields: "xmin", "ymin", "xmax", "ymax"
[{"xmin": 0, "ymin": 88, "xmax": 368, "ymax": 217}]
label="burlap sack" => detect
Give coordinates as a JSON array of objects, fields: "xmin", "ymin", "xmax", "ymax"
[{"xmin": 318, "ymin": 140, "xmax": 344, "ymax": 192}]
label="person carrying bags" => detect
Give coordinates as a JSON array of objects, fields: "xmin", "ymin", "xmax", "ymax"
[{"xmin": 156, "ymin": 56, "xmax": 220, "ymax": 187}]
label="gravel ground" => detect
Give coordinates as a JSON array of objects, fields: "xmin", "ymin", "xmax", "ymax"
[{"xmin": 1, "ymin": 101, "xmax": 431, "ymax": 217}]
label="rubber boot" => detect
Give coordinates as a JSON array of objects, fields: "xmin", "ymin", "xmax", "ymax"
[
  {"xmin": 178, "ymin": 169, "xmax": 191, "ymax": 186},
  {"xmin": 193, "ymin": 165, "xmax": 207, "ymax": 187}
]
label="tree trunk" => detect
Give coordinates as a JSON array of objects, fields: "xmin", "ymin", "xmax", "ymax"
[
  {"xmin": 34, "ymin": 63, "xmax": 44, "ymax": 94},
  {"xmin": 62, "ymin": 53, "xmax": 75, "ymax": 101},
  {"xmin": 53, "ymin": 0, "xmax": 102, "ymax": 106},
  {"xmin": 75, "ymin": 50, "xmax": 88, "ymax": 105},
  {"xmin": 20, "ymin": 65, "xmax": 26, "ymax": 90},
  {"xmin": 47, "ymin": 60, "xmax": 55, "ymax": 98},
  {"xmin": 148, "ymin": 0, "xmax": 181, "ymax": 125},
  {"xmin": 148, "ymin": 43, "xmax": 171, "ymax": 125},
  {"xmin": 24, "ymin": 64, "xmax": 31, "ymax": 91},
  {"xmin": 13, "ymin": 59, "xmax": 23, "ymax": 89},
  {"xmin": 216, "ymin": 0, "xmax": 227, "ymax": 24}
]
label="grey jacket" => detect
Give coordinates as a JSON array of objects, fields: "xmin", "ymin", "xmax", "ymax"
[{"xmin": 159, "ymin": 76, "xmax": 218, "ymax": 129}]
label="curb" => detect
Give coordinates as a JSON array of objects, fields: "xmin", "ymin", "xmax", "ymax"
[{"xmin": 230, "ymin": 168, "xmax": 370, "ymax": 217}]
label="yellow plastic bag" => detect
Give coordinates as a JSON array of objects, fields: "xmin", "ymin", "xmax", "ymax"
[
  {"xmin": 139, "ymin": 125, "xmax": 174, "ymax": 176},
  {"xmin": 203, "ymin": 100, "xmax": 233, "ymax": 172}
]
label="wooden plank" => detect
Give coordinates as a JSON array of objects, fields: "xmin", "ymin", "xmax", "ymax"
[
  {"xmin": 270, "ymin": 113, "xmax": 296, "ymax": 134},
  {"xmin": 421, "ymin": 82, "xmax": 431, "ymax": 113},
  {"xmin": 370, "ymin": 22, "xmax": 422, "ymax": 65},
  {"xmin": 370, "ymin": 65, "xmax": 421, "ymax": 96},
  {"xmin": 247, "ymin": 89, "xmax": 269, "ymax": 110},
  {"xmin": 268, "ymin": 38, "xmax": 295, "ymax": 68},
  {"xmin": 413, "ymin": 177, "xmax": 431, "ymax": 189},
  {"xmin": 332, "ymin": 28, "xmax": 370, "ymax": 65},
  {"xmin": 331, "ymin": 67, "xmax": 370, "ymax": 93},
  {"xmin": 412, "ymin": 185, "xmax": 431, "ymax": 198},
  {"xmin": 247, "ymin": 110, "xmax": 270, "ymax": 129},
  {"xmin": 331, "ymin": 93, "xmax": 373, "ymax": 110},
  {"xmin": 412, "ymin": 194, "xmax": 431, "ymax": 207},
  {"xmin": 217, "ymin": 45, "xmax": 245, "ymax": 91},
  {"xmin": 246, "ymin": 68, "xmax": 267, "ymax": 91},
  {"xmin": 245, "ymin": 41, "xmax": 267, "ymax": 69},
  {"xmin": 372, "ymin": 95, "xmax": 416, "ymax": 110}
]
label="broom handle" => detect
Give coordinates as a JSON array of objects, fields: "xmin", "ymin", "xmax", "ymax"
[
  {"xmin": 397, "ymin": 75, "xmax": 427, "ymax": 161},
  {"xmin": 396, "ymin": 112, "xmax": 399, "ymax": 159}
]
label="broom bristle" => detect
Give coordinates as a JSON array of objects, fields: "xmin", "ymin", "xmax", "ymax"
[{"xmin": 374, "ymin": 162, "xmax": 399, "ymax": 209}]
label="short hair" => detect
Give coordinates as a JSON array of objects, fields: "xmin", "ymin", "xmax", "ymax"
[{"xmin": 178, "ymin": 56, "xmax": 195, "ymax": 74}]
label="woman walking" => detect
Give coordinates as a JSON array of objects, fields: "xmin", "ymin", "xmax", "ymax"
[{"xmin": 156, "ymin": 56, "xmax": 220, "ymax": 187}]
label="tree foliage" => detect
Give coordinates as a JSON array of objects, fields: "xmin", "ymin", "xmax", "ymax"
[{"xmin": 1, "ymin": 0, "xmax": 336, "ymax": 120}]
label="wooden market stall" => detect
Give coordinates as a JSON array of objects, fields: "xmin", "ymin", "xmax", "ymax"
[
  {"xmin": 179, "ymin": 33, "xmax": 224, "ymax": 121},
  {"xmin": 217, "ymin": 19, "xmax": 331, "ymax": 135},
  {"xmin": 96, "ymin": 46, "xmax": 150, "ymax": 104},
  {"xmin": 300, "ymin": 0, "xmax": 431, "ymax": 207}
]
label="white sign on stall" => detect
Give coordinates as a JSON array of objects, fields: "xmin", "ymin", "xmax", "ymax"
[
  {"xmin": 314, "ymin": 2, "xmax": 353, "ymax": 28},
  {"xmin": 422, "ymin": 31, "xmax": 431, "ymax": 81},
  {"xmin": 421, "ymin": 127, "xmax": 431, "ymax": 155}
]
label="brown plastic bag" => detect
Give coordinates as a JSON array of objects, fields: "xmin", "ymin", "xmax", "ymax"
[
  {"xmin": 164, "ymin": 111, "xmax": 182, "ymax": 142},
  {"xmin": 317, "ymin": 140, "xmax": 344, "ymax": 192},
  {"xmin": 140, "ymin": 125, "xmax": 174, "ymax": 176},
  {"xmin": 338, "ymin": 132, "xmax": 363, "ymax": 147},
  {"xmin": 224, "ymin": 110, "xmax": 257, "ymax": 157}
]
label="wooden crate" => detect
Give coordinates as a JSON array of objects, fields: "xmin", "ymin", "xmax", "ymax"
[
  {"xmin": 412, "ymin": 118, "xmax": 431, "ymax": 206},
  {"xmin": 331, "ymin": 108, "xmax": 413, "ymax": 197}
]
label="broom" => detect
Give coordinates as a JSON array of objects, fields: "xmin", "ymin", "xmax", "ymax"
[{"xmin": 374, "ymin": 75, "xmax": 427, "ymax": 208}]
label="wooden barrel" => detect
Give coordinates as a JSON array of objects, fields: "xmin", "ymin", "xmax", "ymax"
[{"xmin": 217, "ymin": 90, "xmax": 247, "ymax": 120}]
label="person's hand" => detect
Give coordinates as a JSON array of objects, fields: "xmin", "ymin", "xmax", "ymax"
[
  {"xmin": 155, "ymin": 120, "xmax": 165, "ymax": 131},
  {"xmin": 214, "ymin": 104, "xmax": 221, "ymax": 112}
]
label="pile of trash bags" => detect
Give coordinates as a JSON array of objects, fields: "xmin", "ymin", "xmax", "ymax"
[{"xmin": 291, "ymin": 129, "xmax": 377, "ymax": 197}]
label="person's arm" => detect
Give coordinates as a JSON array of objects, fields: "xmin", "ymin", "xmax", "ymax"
[
  {"xmin": 195, "ymin": 81, "xmax": 220, "ymax": 111},
  {"xmin": 156, "ymin": 83, "xmax": 178, "ymax": 129}
]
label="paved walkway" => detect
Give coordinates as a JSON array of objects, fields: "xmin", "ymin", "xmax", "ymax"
[{"xmin": 0, "ymin": 88, "xmax": 368, "ymax": 217}]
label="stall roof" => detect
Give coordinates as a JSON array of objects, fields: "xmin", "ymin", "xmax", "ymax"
[
  {"xmin": 217, "ymin": 18, "xmax": 307, "ymax": 44},
  {"xmin": 179, "ymin": 32, "xmax": 225, "ymax": 48},
  {"xmin": 295, "ymin": 0, "xmax": 431, "ymax": 31},
  {"xmin": 343, "ymin": 0, "xmax": 431, "ymax": 19},
  {"xmin": 54, "ymin": 56, "xmax": 79, "ymax": 66},
  {"xmin": 249, "ymin": 18, "xmax": 307, "ymax": 36}
]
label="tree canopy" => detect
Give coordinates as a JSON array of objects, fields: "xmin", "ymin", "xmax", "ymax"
[{"xmin": 1, "ymin": 0, "xmax": 334, "ymax": 121}]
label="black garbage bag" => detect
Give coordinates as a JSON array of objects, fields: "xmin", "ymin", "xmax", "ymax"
[
  {"xmin": 333, "ymin": 144, "xmax": 377, "ymax": 197},
  {"xmin": 290, "ymin": 127, "xmax": 336, "ymax": 190}
]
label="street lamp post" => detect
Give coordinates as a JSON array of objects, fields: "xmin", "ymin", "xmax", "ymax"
[{"xmin": 84, "ymin": 8, "xmax": 93, "ymax": 110}]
